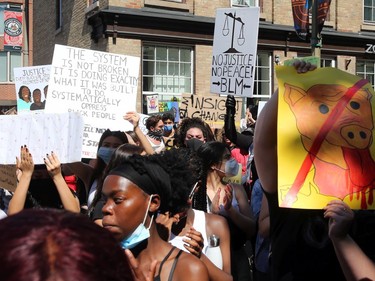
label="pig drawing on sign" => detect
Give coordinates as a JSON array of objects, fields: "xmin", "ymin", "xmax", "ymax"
[{"xmin": 284, "ymin": 83, "xmax": 375, "ymax": 208}]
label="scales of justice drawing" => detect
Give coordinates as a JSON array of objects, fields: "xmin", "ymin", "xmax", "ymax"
[{"xmin": 222, "ymin": 12, "xmax": 245, "ymax": 53}]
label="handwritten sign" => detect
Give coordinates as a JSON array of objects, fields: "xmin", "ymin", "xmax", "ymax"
[
  {"xmin": 14, "ymin": 65, "xmax": 50, "ymax": 113},
  {"xmin": 0, "ymin": 112, "xmax": 83, "ymax": 165},
  {"xmin": 0, "ymin": 165, "xmax": 17, "ymax": 192},
  {"xmin": 210, "ymin": 8, "xmax": 259, "ymax": 97},
  {"xmin": 46, "ymin": 44, "xmax": 140, "ymax": 158},
  {"xmin": 180, "ymin": 94, "xmax": 242, "ymax": 128}
]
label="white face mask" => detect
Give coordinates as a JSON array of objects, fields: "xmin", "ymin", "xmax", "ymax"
[{"xmin": 120, "ymin": 195, "xmax": 154, "ymax": 249}]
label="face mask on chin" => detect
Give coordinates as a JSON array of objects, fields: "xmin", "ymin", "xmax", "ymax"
[
  {"xmin": 97, "ymin": 147, "xmax": 115, "ymax": 165},
  {"xmin": 120, "ymin": 195, "xmax": 154, "ymax": 250},
  {"xmin": 185, "ymin": 138, "xmax": 204, "ymax": 151}
]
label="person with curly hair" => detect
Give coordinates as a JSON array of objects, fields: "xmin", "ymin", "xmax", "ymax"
[
  {"xmin": 101, "ymin": 150, "xmax": 209, "ymax": 281},
  {"xmin": 174, "ymin": 117, "xmax": 215, "ymax": 151},
  {"xmin": 155, "ymin": 148, "xmax": 233, "ymax": 281}
]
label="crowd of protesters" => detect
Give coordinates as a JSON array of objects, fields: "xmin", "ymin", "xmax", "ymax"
[{"xmin": 0, "ymin": 61, "xmax": 375, "ymax": 281}]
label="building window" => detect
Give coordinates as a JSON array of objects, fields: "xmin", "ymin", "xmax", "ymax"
[
  {"xmin": 321, "ymin": 58, "xmax": 336, "ymax": 68},
  {"xmin": 253, "ymin": 52, "xmax": 272, "ymax": 98},
  {"xmin": 0, "ymin": 51, "xmax": 22, "ymax": 82},
  {"xmin": 55, "ymin": 0, "xmax": 62, "ymax": 31},
  {"xmin": 364, "ymin": 0, "xmax": 375, "ymax": 22},
  {"xmin": 357, "ymin": 60, "xmax": 375, "ymax": 88},
  {"xmin": 0, "ymin": 4, "xmax": 6, "ymax": 35},
  {"xmin": 142, "ymin": 44, "xmax": 193, "ymax": 96},
  {"xmin": 232, "ymin": 0, "xmax": 258, "ymax": 7}
]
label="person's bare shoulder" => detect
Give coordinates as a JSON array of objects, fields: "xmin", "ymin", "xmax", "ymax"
[
  {"xmin": 174, "ymin": 251, "xmax": 209, "ymax": 281},
  {"xmin": 205, "ymin": 212, "xmax": 229, "ymax": 232}
]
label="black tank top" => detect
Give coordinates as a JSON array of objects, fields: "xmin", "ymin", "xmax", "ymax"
[
  {"xmin": 264, "ymin": 190, "xmax": 345, "ymax": 281},
  {"xmin": 154, "ymin": 247, "xmax": 183, "ymax": 281}
]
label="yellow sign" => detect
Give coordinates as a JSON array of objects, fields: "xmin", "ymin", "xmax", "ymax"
[{"xmin": 277, "ymin": 66, "xmax": 375, "ymax": 209}]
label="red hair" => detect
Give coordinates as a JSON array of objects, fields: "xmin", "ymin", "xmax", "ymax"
[{"xmin": 0, "ymin": 209, "xmax": 134, "ymax": 281}]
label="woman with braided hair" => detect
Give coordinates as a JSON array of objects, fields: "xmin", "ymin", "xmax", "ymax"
[{"xmin": 193, "ymin": 141, "xmax": 256, "ymax": 281}]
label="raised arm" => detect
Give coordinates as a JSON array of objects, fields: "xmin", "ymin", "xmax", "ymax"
[
  {"xmin": 224, "ymin": 95, "xmax": 253, "ymax": 150},
  {"xmin": 124, "ymin": 111, "xmax": 155, "ymax": 155},
  {"xmin": 324, "ymin": 200, "xmax": 375, "ymax": 281},
  {"xmin": 44, "ymin": 152, "xmax": 80, "ymax": 213},
  {"xmin": 8, "ymin": 146, "xmax": 34, "ymax": 215},
  {"xmin": 254, "ymin": 60, "xmax": 316, "ymax": 195}
]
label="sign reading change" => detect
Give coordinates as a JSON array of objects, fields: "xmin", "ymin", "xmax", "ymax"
[{"xmin": 46, "ymin": 45, "xmax": 140, "ymax": 158}]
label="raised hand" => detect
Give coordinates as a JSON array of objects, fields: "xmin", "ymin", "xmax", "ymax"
[
  {"xmin": 16, "ymin": 145, "xmax": 34, "ymax": 180},
  {"xmin": 125, "ymin": 249, "xmax": 157, "ymax": 281},
  {"xmin": 323, "ymin": 200, "xmax": 354, "ymax": 240},
  {"xmin": 124, "ymin": 111, "xmax": 140, "ymax": 128},
  {"xmin": 292, "ymin": 60, "xmax": 317, "ymax": 73},
  {"xmin": 225, "ymin": 95, "xmax": 236, "ymax": 116},
  {"xmin": 210, "ymin": 188, "xmax": 221, "ymax": 214},
  {"xmin": 44, "ymin": 151, "xmax": 62, "ymax": 178},
  {"xmin": 222, "ymin": 184, "xmax": 233, "ymax": 211}
]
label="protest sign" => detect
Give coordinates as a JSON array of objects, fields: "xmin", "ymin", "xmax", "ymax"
[
  {"xmin": 0, "ymin": 165, "xmax": 17, "ymax": 192},
  {"xmin": 210, "ymin": 7, "xmax": 259, "ymax": 97},
  {"xmin": 159, "ymin": 101, "xmax": 180, "ymax": 123},
  {"xmin": 277, "ymin": 66, "xmax": 375, "ymax": 209},
  {"xmin": 180, "ymin": 94, "xmax": 242, "ymax": 128},
  {"xmin": 138, "ymin": 114, "xmax": 150, "ymax": 135},
  {"xmin": 14, "ymin": 65, "xmax": 51, "ymax": 114},
  {"xmin": 146, "ymin": 95, "xmax": 159, "ymax": 114},
  {"xmin": 45, "ymin": 45, "xmax": 140, "ymax": 158},
  {"xmin": 0, "ymin": 112, "xmax": 83, "ymax": 165}
]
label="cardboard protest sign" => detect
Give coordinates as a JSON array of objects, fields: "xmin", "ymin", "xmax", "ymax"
[
  {"xmin": 46, "ymin": 44, "xmax": 140, "ymax": 158},
  {"xmin": 0, "ymin": 112, "xmax": 83, "ymax": 165},
  {"xmin": 14, "ymin": 65, "xmax": 51, "ymax": 114},
  {"xmin": 277, "ymin": 66, "xmax": 375, "ymax": 209},
  {"xmin": 180, "ymin": 94, "xmax": 242, "ymax": 129},
  {"xmin": 0, "ymin": 165, "xmax": 17, "ymax": 192},
  {"xmin": 211, "ymin": 7, "xmax": 259, "ymax": 97}
]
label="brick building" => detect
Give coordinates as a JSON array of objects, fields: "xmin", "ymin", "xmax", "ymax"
[{"xmin": 3, "ymin": 0, "xmax": 375, "ymax": 113}]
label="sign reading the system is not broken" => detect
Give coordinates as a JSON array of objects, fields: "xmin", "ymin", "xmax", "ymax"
[
  {"xmin": 210, "ymin": 8, "xmax": 260, "ymax": 97},
  {"xmin": 45, "ymin": 45, "xmax": 140, "ymax": 158}
]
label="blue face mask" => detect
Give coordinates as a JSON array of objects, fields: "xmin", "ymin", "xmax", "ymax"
[
  {"xmin": 120, "ymin": 195, "xmax": 154, "ymax": 250},
  {"xmin": 214, "ymin": 158, "xmax": 239, "ymax": 177},
  {"xmin": 225, "ymin": 158, "xmax": 239, "ymax": 177},
  {"xmin": 97, "ymin": 147, "xmax": 115, "ymax": 165},
  {"xmin": 164, "ymin": 125, "xmax": 173, "ymax": 132}
]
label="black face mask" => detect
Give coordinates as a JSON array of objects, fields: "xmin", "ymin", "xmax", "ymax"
[{"xmin": 185, "ymin": 138, "xmax": 204, "ymax": 151}]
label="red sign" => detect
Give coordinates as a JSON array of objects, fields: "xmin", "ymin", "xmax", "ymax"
[{"xmin": 4, "ymin": 8, "xmax": 23, "ymax": 51}]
